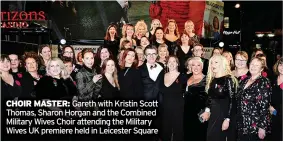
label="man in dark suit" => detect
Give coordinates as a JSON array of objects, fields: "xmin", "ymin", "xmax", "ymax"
[
  {"xmin": 138, "ymin": 45, "xmax": 164, "ymax": 140},
  {"xmin": 139, "ymin": 45, "xmax": 164, "ymax": 102}
]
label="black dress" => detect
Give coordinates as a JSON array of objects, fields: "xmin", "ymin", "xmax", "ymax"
[
  {"xmin": 165, "ymin": 39, "xmax": 178, "ymax": 55},
  {"xmin": 104, "ymin": 37, "xmax": 120, "ymax": 58},
  {"xmin": 176, "ymin": 45, "xmax": 192, "ymax": 73},
  {"xmin": 100, "ymin": 76, "xmax": 119, "ymax": 100},
  {"xmin": 184, "ymin": 74, "xmax": 208, "ymax": 141},
  {"xmin": 269, "ymin": 78, "xmax": 282, "ymax": 141},
  {"xmin": 35, "ymin": 76, "xmax": 77, "ymax": 140},
  {"xmin": 1, "ymin": 75, "xmax": 22, "ymax": 141},
  {"xmin": 118, "ymin": 67, "xmax": 143, "ymax": 100},
  {"xmin": 206, "ymin": 75, "xmax": 236, "ymax": 141},
  {"xmin": 19, "ymin": 72, "xmax": 42, "ymax": 99},
  {"xmin": 159, "ymin": 74, "xmax": 187, "ymax": 141}
]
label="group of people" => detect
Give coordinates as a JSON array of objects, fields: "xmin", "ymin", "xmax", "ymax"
[{"xmin": 1, "ymin": 19, "xmax": 282, "ymax": 141}]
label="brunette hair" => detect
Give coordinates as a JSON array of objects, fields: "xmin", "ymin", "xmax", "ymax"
[
  {"xmin": 273, "ymin": 57, "xmax": 283, "ymax": 76},
  {"xmin": 81, "ymin": 48, "xmax": 94, "ymax": 58},
  {"xmin": 150, "ymin": 27, "xmax": 166, "ymax": 42},
  {"xmin": 62, "ymin": 45, "xmax": 76, "ymax": 64},
  {"xmin": 94, "ymin": 46, "xmax": 114, "ymax": 69},
  {"xmin": 119, "ymin": 48, "xmax": 138, "ymax": 69},
  {"xmin": 104, "ymin": 24, "xmax": 119, "ymax": 40},
  {"xmin": 61, "ymin": 56, "xmax": 73, "ymax": 64},
  {"xmin": 22, "ymin": 51, "xmax": 40, "ymax": 66},
  {"xmin": 101, "ymin": 58, "xmax": 120, "ymax": 89},
  {"xmin": 0, "ymin": 54, "xmax": 10, "ymax": 62}
]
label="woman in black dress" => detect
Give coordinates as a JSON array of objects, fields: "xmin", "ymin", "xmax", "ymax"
[
  {"xmin": 38, "ymin": 44, "xmax": 52, "ymax": 76},
  {"xmin": 236, "ymin": 57, "xmax": 271, "ymax": 140},
  {"xmin": 184, "ymin": 57, "xmax": 207, "ymax": 141},
  {"xmin": 1, "ymin": 55, "xmax": 22, "ymax": 141},
  {"xmin": 100, "ymin": 58, "xmax": 119, "ymax": 99},
  {"xmin": 35, "ymin": 58, "xmax": 78, "ymax": 140},
  {"xmin": 269, "ymin": 58, "xmax": 283, "ymax": 141},
  {"xmin": 160, "ymin": 55, "xmax": 186, "ymax": 141},
  {"xmin": 150, "ymin": 27, "xmax": 167, "ymax": 48},
  {"xmin": 118, "ymin": 48, "xmax": 143, "ymax": 100},
  {"xmin": 164, "ymin": 19, "xmax": 179, "ymax": 55},
  {"xmin": 200, "ymin": 55, "xmax": 238, "ymax": 141},
  {"xmin": 176, "ymin": 32, "xmax": 193, "ymax": 73},
  {"xmin": 20, "ymin": 51, "xmax": 42, "ymax": 99},
  {"xmin": 104, "ymin": 24, "xmax": 120, "ymax": 58}
]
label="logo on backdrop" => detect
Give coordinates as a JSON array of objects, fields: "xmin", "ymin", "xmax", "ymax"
[{"xmin": 1, "ymin": 11, "xmax": 46, "ymax": 28}]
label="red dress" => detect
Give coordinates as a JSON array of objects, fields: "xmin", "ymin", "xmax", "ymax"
[{"xmin": 149, "ymin": 1, "xmax": 206, "ymax": 36}]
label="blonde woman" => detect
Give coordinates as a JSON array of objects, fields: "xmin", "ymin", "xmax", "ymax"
[
  {"xmin": 184, "ymin": 20, "xmax": 199, "ymax": 43},
  {"xmin": 157, "ymin": 44, "xmax": 169, "ymax": 66},
  {"xmin": 164, "ymin": 19, "xmax": 180, "ymax": 55},
  {"xmin": 222, "ymin": 51, "xmax": 235, "ymax": 70},
  {"xmin": 184, "ymin": 57, "xmax": 207, "ymax": 141},
  {"xmin": 147, "ymin": 19, "xmax": 162, "ymax": 39},
  {"xmin": 134, "ymin": 20, "xmax": 148, "ymax": 46},
  {"xmin": 120, "ymin": 24, "xmax": 137, "ymax": 48},
  {"xmin": 200, "ymin": 55, "xmax": 238, "ymax": 141},
  {"xmin": 36, "ymin": 58, "xmax": 76, "ymax": 100}
]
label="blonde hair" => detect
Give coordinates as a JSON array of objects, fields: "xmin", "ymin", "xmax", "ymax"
[
  {"xmin": 185, "ymin": 57, "xmax": 193, "ymax": 73},
  {"xmin": 206, "ymin": 55, "xmax": 238, "ymax": 93},
  {"xmin": 135, "ymin": 20, "xmax": 148, "ymax": 36},
  {"xmin": 222, "ymin": 51, "xmax": 235, "ymax": 69},
  {"xmin": 46, "ymin": 57, "xmax": 68, "ymax": 79},
  {"xmin": 150, "ymin": 19, "xmax": 162, "ymax": 31},
  {"xmin": 158, "ymin": 44, "xmax": 169, "ymax": 59},
  {"xmin": 184, "ymin": 20, "xmax": 195, "ymax": 33},
  {"xmin": 190, "ymin": 57, "xmax": 204, "ymax": 70}
]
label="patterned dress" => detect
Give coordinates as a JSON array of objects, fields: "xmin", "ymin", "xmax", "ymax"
[{"xmin": 236, "ymin": 75, "xmax": 271, "ymax": 140}]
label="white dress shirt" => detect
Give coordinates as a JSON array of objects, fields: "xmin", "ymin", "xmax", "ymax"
[{"xmin": 146, "ymin": 63, "xmax": 163, "ymax": 81}]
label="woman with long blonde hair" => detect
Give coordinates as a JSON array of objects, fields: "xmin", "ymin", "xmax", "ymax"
[
  {"xmin": 200, "ymin": 55, "xmax": 238, "ymax": 141},
  {"xmin": 134, "ymin": 20, "xmax": 148, "ymax": 46}
]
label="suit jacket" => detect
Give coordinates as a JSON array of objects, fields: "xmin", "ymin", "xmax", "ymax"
[{"xmin": 139, "ymin": 62, "xmax": 164, "ymax": 102}]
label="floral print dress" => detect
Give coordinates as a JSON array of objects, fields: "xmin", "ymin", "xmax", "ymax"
[{"xmin": 236, "ymin": 75, "xmax": 271, "ymax": 139}]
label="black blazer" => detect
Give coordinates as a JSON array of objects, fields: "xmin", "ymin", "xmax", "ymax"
[
  {"xmin": 118, "ymin": 67, "xmax": 143, "ymax": 100},
  {"xmin": 139, "ymin": 62, "xmax": 164, "ymax": 102}
]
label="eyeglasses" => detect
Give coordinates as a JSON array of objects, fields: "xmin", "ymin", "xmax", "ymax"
[
  {"xmin": 146, "ymin": 53, "xmax": 157, "ymax": 57},
  {"xmin": 235, "ymin": 59, "xmax": 247, "ymax": 62}
]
